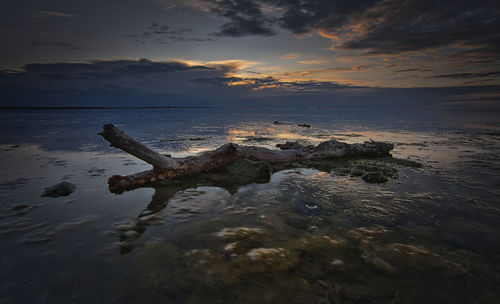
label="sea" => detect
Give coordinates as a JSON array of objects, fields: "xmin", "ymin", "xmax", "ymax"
[{"xmin": 0, "ymin": 108, "xmax": 499, "ymax": 303}]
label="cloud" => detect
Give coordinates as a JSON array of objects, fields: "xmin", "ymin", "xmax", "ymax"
[
  {"xmin": 0, "ymin": 59, "xmax": 217, "ymax": 95},
  {"xmin": 268, "ymin": 66, "xmax": 354, "ymax": 80},
  {"xmin": 205, "ymin": 0, "xmax": 275, "ymax": 37},
  {"xmin": 0, "ymin": 58, "xmax": 277, "ymax": 100},
  {"xmin": 203, "ymin": 0, "xmax": 500, "ymax": 63},
  {"xmin": 0, "ymin": 58, "xmax": 362, "ymax": 107},
  {"xmin": 282, "ymin": 53, "xmax": 297, "ymax": 59},
  {"xmin": 2, "ymin": 58, "xmax": 499, "ymax": 110},
  {"xmin": 34, "ymin": 11, "xmax": 77, "ymax": 18},
  {"xmin": 297, "ymin": 59, "xmax": 329, "ymax": 66},
  {"xmin": 428, "ymin": 71, "xmax": 500, "ymax": 79},
  {"xmin": 123, "ymin": 22, "xmax": 215, "ymax": 45},
  {"xmin": 394, "ymin": 68, "xmax": 420, "ymax": 73},
  {"xmin": 205, "ymin": 59, "xmax": 259, "ymax": 72},
  {"xmin": 227, "ymin": 77, "xmax": 353, "ymax": 92},
  {"xmin": 30, "ymin": 41, "xmax": 88, "ymax": 51}
]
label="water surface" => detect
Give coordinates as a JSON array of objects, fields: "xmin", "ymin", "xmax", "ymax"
[{"xmin": 1, "ymin": 108, "xmax": 499, "ymax": 303}]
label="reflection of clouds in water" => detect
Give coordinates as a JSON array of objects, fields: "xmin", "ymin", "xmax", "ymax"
[
  {"xmin": 226, "ymin": 123, "xmax": 326, "ymax": 147},
  {"xmin": 186, "ymin": 146, "xmax": 213, "ymax": 154},
  {"xmin": 227, "ymin": 130, "xmax": 256, "ymax": 136}
]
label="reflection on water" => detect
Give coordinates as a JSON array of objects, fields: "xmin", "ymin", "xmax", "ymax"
[{"xmin": 0, "ymin": 108, "xmax": 500, "ymax": 303}]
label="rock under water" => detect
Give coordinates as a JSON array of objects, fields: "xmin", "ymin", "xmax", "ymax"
[
  {"xmin": 225, "ymin": 160, "xmax": 271, "ymax": 183},
  {"xmin": 41, "ymin": 182, "xmax": 76, "ymax": 197}
]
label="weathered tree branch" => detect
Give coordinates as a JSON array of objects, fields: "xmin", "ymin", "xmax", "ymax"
[
  {"xmin": 99, "ymin": 124, "xmax": 176, "ymax": 170},
  {"xmin": 99, "ymin": 124, "xmax": 394, "ymax": 193}
]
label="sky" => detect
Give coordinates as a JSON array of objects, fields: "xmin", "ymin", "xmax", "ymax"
[{"xmin": 0, "ymin": 0, "xmax": 499, "ymax": 109}]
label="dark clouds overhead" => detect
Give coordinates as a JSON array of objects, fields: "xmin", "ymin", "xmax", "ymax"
[
  {"xmin": 428, "ymin": 71, "xmax": 500, "ymax": 79},
  {"xmin": 0, "ymin": 0, "xmax": 498, "ymax": 108},
  {"xmin": 206, "ymin": 0, "xmax": 500, "ymax": 61},
  {"xmin": 123, "ymin": 22, "xmax": 215, "ymax": 45},
  {"xmin": 206, "ymin": 0, "xmax": 275, "ymax": 36}
]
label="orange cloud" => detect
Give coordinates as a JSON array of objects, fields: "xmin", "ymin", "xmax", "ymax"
[
  {"xmin": 205, "ymin": 59, "xmax": 259, "ymax": 70},
  {"xmin": 282, "ymin": 53, "xmax": 298, "ymax": 59},
  {"xmin": 317, "ymin": 29, "xmax": 340, "ymax": 40},
  {"xmin": 227, "ymin": 79, "xmax": 256, "ymax": 86},
  {"xmin": 297, "ymin": 59, "xmax": 330, "ymax": 65},
  {"xmin": 350, "ymin": 22, "xmax": 366, "ymax": 33}
]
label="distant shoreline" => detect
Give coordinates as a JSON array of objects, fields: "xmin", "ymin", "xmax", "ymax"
[
  {"xmin": 0, "ymin": 106, "xmax": 493, "ymax": 112},
  {"xmin": 0, "ymin": 106, "xmax": 376, "ymax": 111},
  {"xmin": 0, "ymin": 106, "xmax": 227, "ymax": 110}
]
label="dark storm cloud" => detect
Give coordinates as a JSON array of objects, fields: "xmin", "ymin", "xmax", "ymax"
[
  {"xmin": 336, "ymin": 1, "xmax": 500, "ymax": 55},
  {"xmin": 0, "ymin": 59, "xmax": 250, "ymax": 107},
  {"xmin": 123, "ymin": 22, "xmax": 216, "ymax": 45},
  {"xmin": 275, "ymin": 0, "xmax": 379, "ymax": 35},
  {"xmin": 0, "ymin": 59, "xmax": 217, "ymax": 93},
  {"xmin": 428, "ymin": 71, "xmax": 500, "ymax": 79},
  {"xmin": 30, "ymin": 40, "xmax": 88, "ymax": 51},
  {"xmin": 394, "ymin": 68, "xmax": 421, "ymax": 73},
  {"xmin": 205, "ymin": 0, "xmax": 275, "ymax": 36},
  {"xmin": 195, "ymin": 75, "xmax": 279, "ymax": 88},
  {"xmin": 16, "ymin": 58, "xmax": 211, "ymax": 76},
  {"xmin": 195, "ymin": 74, "xmax": 355, "ymax": 92},
  {"xmin": 205, "ymin": 0, "xmax": 500, "ymax": 61},
  {"xmin": 0, "ymin": 58, "xmax": 362, "ymax": 107}
]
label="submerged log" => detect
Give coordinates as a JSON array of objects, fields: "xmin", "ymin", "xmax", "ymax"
[{"xmin": 99, "ymin": 124, "xmax": 394, "ymax": 192}]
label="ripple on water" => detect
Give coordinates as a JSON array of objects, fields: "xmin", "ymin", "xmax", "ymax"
[{"xmin": 1, "ymin": 120, "xmax": 500, "ymax": 303}]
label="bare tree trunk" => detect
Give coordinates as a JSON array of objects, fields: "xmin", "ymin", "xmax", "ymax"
[{"xmin": 99, "ymin": 124, "xmax": 394, "ymax": 192}]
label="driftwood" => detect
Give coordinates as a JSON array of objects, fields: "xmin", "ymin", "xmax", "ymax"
[{"xmin": 99, "ymin": 124, "xmax": 394, "ymax": 193}]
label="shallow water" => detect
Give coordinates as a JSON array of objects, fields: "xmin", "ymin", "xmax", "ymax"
[{"xmin": 1, "ymin": 108, "xmax": 500, "ymax": 303}]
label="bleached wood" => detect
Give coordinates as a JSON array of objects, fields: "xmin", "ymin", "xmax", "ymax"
[{"xmin": 99, "ymin": 124, "xmax": 394, "ymax": 192}]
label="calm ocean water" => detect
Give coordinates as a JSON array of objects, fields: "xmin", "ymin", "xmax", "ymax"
[{"xmin": 1, "ymin": 108, "xmax": 499, "ymax": 303}]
